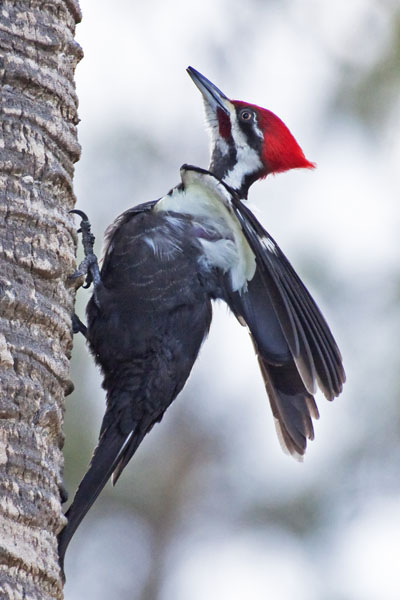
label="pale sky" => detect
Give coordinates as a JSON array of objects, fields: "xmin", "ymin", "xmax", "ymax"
[{"xmin": 65, "ymin": 2, "xmax": 400, "ymax": 598}]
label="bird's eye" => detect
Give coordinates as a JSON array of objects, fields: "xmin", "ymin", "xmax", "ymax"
[{"xmin": 239, "ymin": 109, "xmax": 253, "ymax": 122}]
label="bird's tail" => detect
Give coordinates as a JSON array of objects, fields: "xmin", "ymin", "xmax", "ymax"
[
  {"xmin": 58, "ymin": 421, "xmax": 140, "ymax": 573},
  {"xmin": 258, "ymin": 357, "xmax": 319, "ymax": 458}
]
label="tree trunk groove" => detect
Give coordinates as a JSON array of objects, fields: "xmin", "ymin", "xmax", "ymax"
[{"xmin": 0, "ymin": 1, "xmax": 82, "ymax": 598}]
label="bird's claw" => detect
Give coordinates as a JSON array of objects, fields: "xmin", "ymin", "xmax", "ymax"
[
  {"xmin": 69, "ymin": 210, "xmax": 101, "ymax": 296},
  {"xmin": 72, "ymin": 313, "xmax": 87, "ymax": 337}
]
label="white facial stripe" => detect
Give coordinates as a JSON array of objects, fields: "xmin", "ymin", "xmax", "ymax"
[
  {"xmin": 203, "ymin": 101, "xmax": 219, "ymax": 133},
  {"xmin": 252, "ymin": 114, "xmax": 264, "ymax": 140},
  {"xmin": 216, "ymin": 137, "xmax": 229, "ymax": 158},
  {"xmin": 223, "ymin": 145, "xmax": 262, "ymax": 190},
  {"xmin": 203, "ymin": 99, "xmax": 233, "ymax": 160},
  {"xmin": 222, "ymin": 107, "xmax": 263, "ymax": 191}
]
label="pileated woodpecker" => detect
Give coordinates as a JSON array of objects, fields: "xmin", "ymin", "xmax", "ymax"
[{"xmin": 59, "ymin": 67, "xmax": 345, "ymax": 568}]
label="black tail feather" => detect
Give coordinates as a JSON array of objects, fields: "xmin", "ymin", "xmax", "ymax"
[
  {"xmin": 58, "ymin": 424, "xmax": 133, "ymax": 572},
  {"xmin": 258, "ymin": 356, "xmax": 319, "ymax": 456},
  {"xmin": 111, "ymin": 421, "xmax": 150, "ymax": 485}
]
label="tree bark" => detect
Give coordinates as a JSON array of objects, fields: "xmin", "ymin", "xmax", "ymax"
[{"xmin": 0, "ymin": 1, "xmax": 82, "ymax": 598}]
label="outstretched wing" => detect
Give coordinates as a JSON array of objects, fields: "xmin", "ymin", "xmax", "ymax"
[{"xmin": 224, "ymin": 196, "xmax": 345, "ymax": 455}]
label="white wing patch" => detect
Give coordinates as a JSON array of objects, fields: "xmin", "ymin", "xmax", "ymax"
[
  {"xmin": 155, "ymin": 168, "xmax": 256, "ymax": 292},
  {"xmin": 261, "ymin": 235, "xmax": 277, "ymax": 255},
  {"xmin": 198, "ymin": 238, "xmax": 237, "ymax": 272}
]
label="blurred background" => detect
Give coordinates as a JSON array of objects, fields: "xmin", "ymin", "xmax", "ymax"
[{"xmin": 63, "ymin": 0, "xmax": 400, "ymax": 598}]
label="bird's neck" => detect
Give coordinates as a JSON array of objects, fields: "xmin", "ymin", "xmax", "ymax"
[{"xmin": 209, "ymin": 142, "xmax": 263, "ymax": 200}]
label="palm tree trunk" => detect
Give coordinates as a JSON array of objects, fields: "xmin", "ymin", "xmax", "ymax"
[{"xmin": 0, "ymin": 1, "xmax": 82, "ymax": 598}]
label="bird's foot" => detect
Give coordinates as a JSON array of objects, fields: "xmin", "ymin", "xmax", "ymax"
[
  {"xmin": 59, "ymin": 480, "xmax": 69, "ymax": 505},
  {"xmin": 69, "ymin": 210, "xmax": 101, "ymax": 305},
  {"xmin": 72, "ymin": 313, "xmax": 87, "ymax": 337}
]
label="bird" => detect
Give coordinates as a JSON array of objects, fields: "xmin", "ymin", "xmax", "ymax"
[{"xmin": 58, "ymin": 66, "xmax": 345, "ymax": 569}]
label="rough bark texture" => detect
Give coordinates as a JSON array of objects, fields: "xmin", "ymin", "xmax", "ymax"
[{"xmin": 0, "ymin": 1, "xmax": 82, "ymax": 598}]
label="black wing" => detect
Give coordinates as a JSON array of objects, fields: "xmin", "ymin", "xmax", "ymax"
[{"xmin": 225, "ymin": 197, "xmax": 345, "ymax": 456}]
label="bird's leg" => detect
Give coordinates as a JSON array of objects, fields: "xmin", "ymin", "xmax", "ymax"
[
  {"xmin": 59, "ymin": 480, "xmax": 69, "ymax": 505},
  {"xmin": 69, "ymin": 209, "xmax": 101, "ymax": 308},
  {"xmin": 72, "ymin": 313, "xmax": 88, "ymax": 337}
]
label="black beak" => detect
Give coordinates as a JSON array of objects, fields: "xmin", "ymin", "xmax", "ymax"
[{"xmin": 187, "ymin": 66, "xmax": 231, "ymax": 114}]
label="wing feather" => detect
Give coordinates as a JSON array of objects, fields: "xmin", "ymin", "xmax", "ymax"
[
  {"xmin": 220, "ymin": 188, "xmax": 345, "ymax": 456},
  {"xmin": 230, "ymin": 196, "xmax": 345, "ymax": 400}
]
